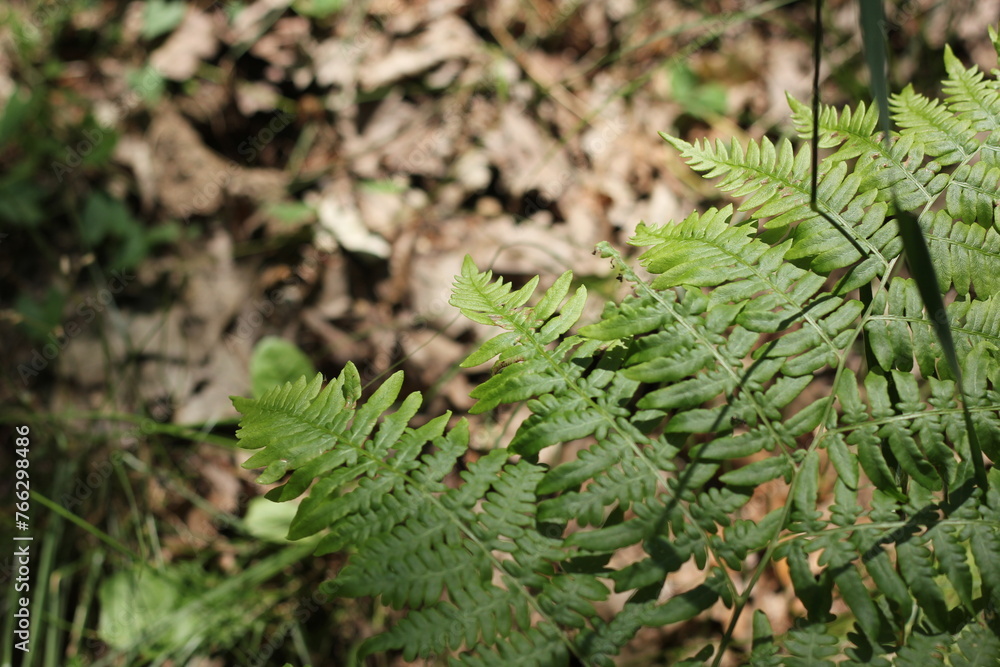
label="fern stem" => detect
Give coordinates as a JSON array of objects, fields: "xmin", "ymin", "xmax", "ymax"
[{"xmin": 712, "ymin": 491, "xmax": 795, "ymax": 667}]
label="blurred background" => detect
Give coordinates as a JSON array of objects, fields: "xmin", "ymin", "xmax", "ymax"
[{"xmin": 1, "ymin": 0, "xmax": 998, "ymax": 664}]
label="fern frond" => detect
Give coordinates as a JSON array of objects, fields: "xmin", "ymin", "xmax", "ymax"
[
  {"xmin": 893, "ymin": 632, "xmax": 953, "ymax": 666},
  {"xmin": 943, "ymin": 44, "xmax": 1000, "ymax": 132},
  {"xmin": 452, "ymin": 255, "xmax": 589, "ymax": 415},
  {"xmin": 749, "ymin": 610, "xmax": 782, "ymax": 667},
  {"xmin": 947, "ymin": 161, "xmax": 1000, "ymax": 230},
  {"xmin": 781, "ymin": 621, "xmax": 840, "ymax": 666},
  {"xmin": 788, "ymin": 92, "xmax": 880, "ymax": 159},
  {"xmin": 890, "ymin": 84, "xmax": 978, "ymax": 165},
  {"xmin": 232, "ymin": 36, "xmax": 1000, "ymax": 666},
  {"xmin": 923, "ymin": 210, "xmax": 1000, "ymax": 298},
  {"xmin": 789, "ymin": 94, "xmax": 950, "ymax": 212},
  {"xmin": 866, "ymin": 278, "xmax": 1000, "ymax": 388},
  {"xmin": 663, "ymin": 124, "xmax": 903, "ymax": 276},
  {"xmin": 235, "ymin": 368, "xmax": 584, "ymax": 662}
]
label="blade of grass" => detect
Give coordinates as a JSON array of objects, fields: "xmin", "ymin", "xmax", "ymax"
[
  {"xmin": 34, "ymin": 478, "xmax": 62, "ymax": 667},
  {"xmin": 68, "ymin": 551, "xmax": 105, "ymax": 661},
  {"xmin": 0, "ymin": 410, "xmax": 241, "ymax": 449},
  {"xmin": 859, "ymin": 1, "xmax": 890, "ymax": 138},
  {"xmin": 30, "ymin": 491, "xmax": 141, "ymax": 563},
  {"xmin": 858, "ymin": 0, "xmax": 989, "ymax": 492}
]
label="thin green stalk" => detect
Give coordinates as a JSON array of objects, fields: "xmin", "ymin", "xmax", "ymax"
[{"xmin": 29, "ymin": 492, "xmax": 140, "ymax": 563}]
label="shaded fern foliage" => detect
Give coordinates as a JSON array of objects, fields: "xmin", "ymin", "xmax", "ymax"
[{"xmin": 233, "ymin": 37, "xmax": 1000, "ymax": 665}]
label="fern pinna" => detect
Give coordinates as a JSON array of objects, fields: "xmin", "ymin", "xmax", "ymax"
[{"xmin": 233, "ymin": 38, "xmax": 1000, "ymax": 665}]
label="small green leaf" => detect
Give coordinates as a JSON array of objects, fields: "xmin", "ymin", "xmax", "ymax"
[
  {"xmin": 243, "ymin": 496, "xmax": 307, "ymax": 543},
  {"xmin": 462, "ymin": 331, "xmax": 520, "ymax": 368},
  {"xmin": 719, "ymin": 456, "xmax": 792, "ymax": 487},
  {"xmin": 292, "ymin": 0, "xmax": 345, "ymax": 18},
  {"xmin": 691, "ymin": 432, "xmax": 765, "ymax": 459},
  {"xmin": 640, "ymin": 583, "xmax": 719, "ymax": 626},
  {"xmin": 791, "ymin": 449, "xmax": 819, "ymax": 518},
  {"xmin": 98, "ymin": 567, "xmax": 193, "ymax": 651},
  {"xmin": 533, "ymin": 271, "xmax": 574, "ymax": 320},
  {"xmin": 250, "ymin": 336, "xmax": 316, "ymax": 398},
  {"xmin": 141, "ymin": 0, "xmax": 187, "ymax": 40}
]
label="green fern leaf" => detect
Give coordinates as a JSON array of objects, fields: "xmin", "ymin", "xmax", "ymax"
[
  {"xmin": 947, "ymin": 620, "xmax": 1000, "ymax": 667},
  {"xmin": 891, "ymin": 84, "xmax": 978, "ymax": 165},
  {"xmin": 781, "ymin": 621, "xmax": 839, "ymax": 667},
  {"xmin": 750, "ymin": 610, "xmax": 782, "ymax": 666},
  {"xmin": 943, "ymin": 44, "xmax": 1000, "ymax": 132}
]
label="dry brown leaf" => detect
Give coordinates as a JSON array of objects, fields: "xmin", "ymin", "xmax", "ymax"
[
  {"xmin": 310, "ymin": 182, "xmax": 391, "ymax": 258},
  {"xmin": 356, "ymin": 182, "xmax": 412, "ymax": 241},
  {"xmin": 112, "ymin": 134, "xmax": 157, "ymax": 213},
  {"xmin": 150, "ymin": 10, "xmax": 218, "ymax": 81},
  {"xmin": 249, "ymin": 16, "xmax": 311, "ymax": 70},
  {"xmin": 312, "ymin": 36, "xmax": 364, "ymax": 100},
  {"xmin": 483, "ymin": 104, "xmax": 573, "ymax": 197},
  {"xmin": 234, "ymin": 81, "xmax": 282, "ymax": 116},
  {"xmin": 148, "ymin": 105, "xmax": 289, "ymax": 218},
  {"xmin": 311, "ymin": 251, "xmax": 353, "ymax": 320},
  {"xmin": 358, "ymin": 14, "xmax": 481, "ymax": 90},
  {"xmin": 344, "ymin": 91, "xmax": 422, "ymax": 157},
  {"xmin": 399, "ymin": 327, "xmax": 466, "ymax": 389},
  {"xmin": 227, "ymin": 0, "xmax": 294, "ymax": 50},
  {"xmin": 172, "ymin": 344, "xmax": 250, "ymax": 425}
]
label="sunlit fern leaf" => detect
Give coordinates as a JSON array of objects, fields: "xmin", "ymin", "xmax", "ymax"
[
  {"xmin": 921, "ymin": 210, "xmax": 1000, "ymax": 297},
  {"xmin": 890, "ymin": 84, "xmax": 978, "ymax": 166},
  {"xmin": 946, "ymin": 161, "xmax": 1000, "ymax": 229},
  {"xmin": 943, "ymin": 44, "xmax": 1000, "ymax": 132}
]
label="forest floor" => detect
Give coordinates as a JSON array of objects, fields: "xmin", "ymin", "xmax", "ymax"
[{"xmin": 1, "ymin": 0, "xmax": 998, "ymax": 665}]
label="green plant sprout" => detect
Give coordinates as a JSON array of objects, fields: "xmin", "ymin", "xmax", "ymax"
[{"xmin": 233, "ymin": 33, "xmax": 1000, "ymax": 665}]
